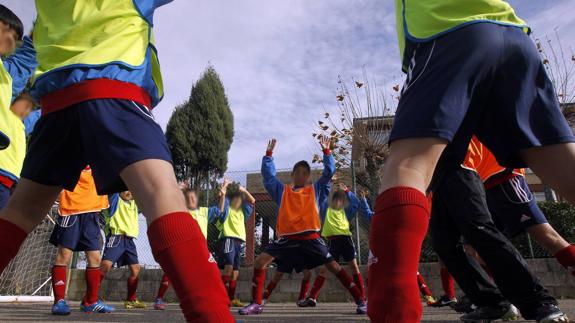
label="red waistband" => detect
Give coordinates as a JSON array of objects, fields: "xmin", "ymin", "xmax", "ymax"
[
  {"xmin": 284, "ymin": 232, "xmax": 320, "ymax": 240},
  {"xmin": 40, "ymin": 79, "xmax": 152, "ymax": 115},
  {"xmin": 484, "ymin": 172, "xmax": 521, "ymax": 190},
  {"xmin": 0, "ymin": 175, "xmax": 15, "ymax": 189}
]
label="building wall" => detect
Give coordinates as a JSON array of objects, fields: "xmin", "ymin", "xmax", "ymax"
[{"xmin": 66, "ymin": 258, "xmax": 575, "ymax": 302}]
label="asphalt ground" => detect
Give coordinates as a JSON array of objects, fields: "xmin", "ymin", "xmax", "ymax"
[{"xmin": 0, "ymin": 300, "xmax": 573, "ymax": 322}]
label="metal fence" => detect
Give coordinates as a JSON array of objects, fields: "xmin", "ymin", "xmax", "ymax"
[{"xmin": 68, "ymin": 165, "xmax": 570, "ymax": 270}]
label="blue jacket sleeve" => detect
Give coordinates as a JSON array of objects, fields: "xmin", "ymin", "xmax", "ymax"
[
  {"xmin": 314, "ymin": 153, "xmax": 335, "ymax": 210},
  {"xmin": 242, "ymin": 202, "xmax": 254, "ymax": 223},
  {"xmin": 3, "ymin": 36, "xmax": 37, "ymax": 101},
  {"xmin": 108, "ymin": 194, "xmax": 119, "ymax": 217},
  {"xmin": 206, "ymin": 206, "xmax": 221, "ymax": 223},
  {"xmin": 133, "ymin": 0, "xmax": 174, "ymax": 25},
  {"xmin": 219, "ymin": 198, "xmax": 231, "ymax": 223},
  {"xmin": 261, "ymin": 156, "xmax": 284, "ymax": 206},
  {"xmin": 344, "ymin": 191, "xmax": 360, "ymax": 222},
  {"xmin": 24, "ymin": 109, "xmax": 41, "ymax": 136},
  {"xmin": 359, "ymin": 197, "xmax": 374, "ymax": 221}
]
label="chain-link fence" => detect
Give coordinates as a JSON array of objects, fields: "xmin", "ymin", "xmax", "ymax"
[{"xmin": 68, "ymin": 165, "xmax": 573, "ymax": 270}]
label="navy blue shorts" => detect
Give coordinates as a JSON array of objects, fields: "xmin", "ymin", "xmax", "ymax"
[
  {"xmin": 486, "ymin": 176, "xmax": 548, "ymax": 238},
  {"xmin": 218, "ymin": 237, "xmax": 244, "ymax": 270},
  {"xmin": 264, "ymin": 237, "xmax": 334, "ymax": 273},
  {"xmin": 0, "ymin": 184, "xmax": 10, "ymax": 210},
  {"xmin": 327, "ymin": 235, "xmax": 356, "ymax": 263},
  {"xmin": 102, "ymin": 235, "xmax": 139, "ymax": 267},
  {"xmin": 49, "ymin": 212, "xmax": 101, "ymax": 251},
  {"xmin": 21, "ymin": 99, "xmax": 172, "ymax": 195},
  {"xmin": 391, "ymin": 23, "xmax": 575, "ymax": 168}
]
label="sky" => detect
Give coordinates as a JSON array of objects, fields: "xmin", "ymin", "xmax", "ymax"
[{"xmin": 4, "ymin": 0, "xmax": 575, "ymax": 171}]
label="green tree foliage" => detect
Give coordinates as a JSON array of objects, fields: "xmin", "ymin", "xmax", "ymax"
[{"xmin": 166, "ymin": 66, "xmax": 234, "ymax": 188}]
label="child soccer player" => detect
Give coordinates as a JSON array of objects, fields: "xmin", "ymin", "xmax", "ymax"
[
  {"xmin": 100, "ymin": 191, "xmax": 146, "ymax": 309},
  {"xmin": 0, "ymin": 5, "xmax": 36, "ymax": 207},
  {"xmin": 0, "ymin": 2, "xmax": 233, "ymax": 321},
  {"xmin": 218, "ymin": 179, "xmax": 255, "ymax": 307},
  {"xmin": 299, "ymin": 183, "xmax": 368, "ymax": 307},
  {"xmin": 0, "ymin": 93, "xmax": 36, "ymax": 209},
  {"xmin": 50, "ymin": 167, "xmax": 112, "ymax": 315},
  {"xmin": 371, "ymin": 1, "xmax": 575, "ymax": 322},
  {"xmin": 153, "ymin": 186, "xmax": 225, "ymax": 310},
  {"xmin": 239, "ymin": 137, "xmax": 367, "ymax": 315}
]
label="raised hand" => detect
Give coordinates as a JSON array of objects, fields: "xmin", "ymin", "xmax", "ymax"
[
  {"xmin": 319, "ymin": 135, "xmax": 331, "ymax": 151},
  {"xmin": 338, "ymin": 183, "xmax": 348, "ymax": 191},
  {"xmin": 267, "ymin": 138, "xmax": 277, "ymax": 153}
]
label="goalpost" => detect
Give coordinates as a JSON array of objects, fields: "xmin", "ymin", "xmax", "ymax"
[{"xmin": 0, "ymin": 205, "xmax": 59, "ymax": 303}]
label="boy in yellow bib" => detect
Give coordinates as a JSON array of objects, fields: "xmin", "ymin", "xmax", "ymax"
[
  {"xmin": 100, "ymin": 191, "xmax": 146, "ymax": 310},
  {"xmin": 0, "ymin": 6, "xmax": 37, "ymax": 208},
  {"xmin": 218, "ymin": 179, "xmax": 255, "ymax": 307}
]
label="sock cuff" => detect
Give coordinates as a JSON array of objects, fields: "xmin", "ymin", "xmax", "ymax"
[
  {"xmin": 375, "ymin": 186, "xmax": 429, "ymax": 214},
  {"xmin": 301, "ymin": 279, "xmax": 310, "ymax": 284},
  {"xmin": 148, "ymin": 212, "xmax": 203, "ymax": 256},
  {"xmin": 555, "ymin": 244, "xmax": 575, "ymax": 264},
  {"xmin": 53, "ymin": 265, "xmax": 67, "ymax": 269},
  {"xmin": 128, "ymin": 277, "xmax": 138, "ymax": 282},
  {"xmin": 86, "ymin": 267, "xmax": 100, "ymax": 271}
]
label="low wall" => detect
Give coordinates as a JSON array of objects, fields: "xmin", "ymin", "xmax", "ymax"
[{"xmin": 66, "ymin": 258, "xmax": 575, "ymax": 302}]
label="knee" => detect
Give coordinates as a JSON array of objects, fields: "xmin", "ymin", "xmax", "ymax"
[
  {"xmin": 131, "ymin": 264, "xmax": 141, "ymax": 277},
  {"xmin": 55, "ymin": 249, "xmax": 72, "ymax": 266},
  {"xmin": 325, "ymin": 261, "xmax": 341, "ymax": 274},
  {"xmin": 254, "ymin": 257, "xmax": 268, "ymax": 270}
]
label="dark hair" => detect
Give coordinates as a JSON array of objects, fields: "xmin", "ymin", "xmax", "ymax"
[
  {"xmin": 0, "ymin": 5, "xmax": 23, "ymax": 40},
  {"xmin": 331, "ymin": 190, "xmax": 347, "ymax": 203},
  {"xmin": 292, "ymin": 160, "xmax": 311, "ymax": 174},
  {"xmin": 227, "ymin": 190, "xmax": 243, "ymax": 201}
]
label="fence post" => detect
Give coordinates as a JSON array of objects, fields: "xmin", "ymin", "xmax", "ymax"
[{"xmin": 351, "ymin": 161, "xmax": 361, "ymax": 265}]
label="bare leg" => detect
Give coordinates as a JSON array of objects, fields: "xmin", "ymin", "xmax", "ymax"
[
  {"xmin": 0, "ymin": 179, "xmax": 62, "ymax": 233},
  {"xmin": 372, "ymin": 137, "xmax": 447, "ymax": 322},
  {"xmin": 380, "ymin": 138, "xmax": 447, "ymax": 193},
  {"xmin": 521, "ymin": 143, "xmax": 575, "ymax": 204},
  {"xmin": 120, "ymin": 159, "xmax": 232, "ymax": 321},
  {"xmin": 54, "ymin": 247, "xmax": 73, "ymax": 267},
  {"xmin": 100, "ymin": 260, "xmax": 113, "ymax": 276},
  {"xmin": 86, "ymin": 250, "xmax": 101, "ymax": 268},
  {"xmin": 526, "ymin": 224, "xmax": 570, "ymax": 255}
]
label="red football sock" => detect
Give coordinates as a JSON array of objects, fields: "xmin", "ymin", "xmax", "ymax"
[
  {"xmin": 222, "ymin": 274, "xmax": 231, "ymax": 290},
  {"xmin": 335, "ymin": 269, "xmax": 363, "ymax": 303},
  {"xmin": 99, "ymin": 269, "xmax": 105, "ymax": 284},
  {"xmin": 353, "ymin": 273, "xmax": 365, "ymax": 299},
  {"xmin": 148, "ymin": 212, "xmax": 233, "ymax": 322},
  {"xmin": 228, "ymin": 280, "xmax": 237, "ymax": 300},
  {"xmin": 368, "ymin": 187, "xmax": 430, "ymax": 323},
  {"xmin": 0, "ymin": 219, "xmax": 27, "ymax": 273},
  {"xmin": 263, "ymin": 280, "xmax": 278, "ymax": 300},
  {"xmin": 156, "ymin": 273, "xmax": 170, "ymax": 299},
  {"xmin": 84, "ymin": 267, "xmax": 101, "ymax": 305},
  {"xmin": 417, "ymin": 272, "xmax": 433, "ymax": 297},
  {"xmin": 127, "ymin": 277, "xmax": 139, "ymax": 302},
  {"xmin": 555, "ymin": 244, "xmax": 575, "ymax": 277},
  {"xmin": 309, "ymin": 276, "xmax": 326, "ymax": 300},
  {"xmin": 440, "ymin": 268, "xmax": 455, "ymax": 298},
  {"xmin": 298, "ymin": 279, "xmax": 310, "ymax": 300},
  {"xmin": 251, "ymin": 268, "xmax": 266, "ymax": 305},
  {"xmin": 52, "ymin": 265, "xmax": 67, "ymax": 303}
]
